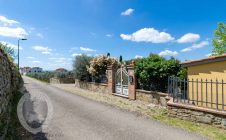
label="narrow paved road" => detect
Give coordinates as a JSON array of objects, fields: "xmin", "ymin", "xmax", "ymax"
[{"xmin": 22, "ymin": 76, "xmax": 207, "ymax": 140}]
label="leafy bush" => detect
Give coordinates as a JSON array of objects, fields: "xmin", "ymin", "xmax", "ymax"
[
  {"xmin": 135, "ymin": 54, "xmax": 186, "ymax": 92},
  {"xmin": 87, "ymin": 55, "xmax": 118, "ymax": 82},
  {"xmin": 54, "ymin": 71, "xmax": 74, "ymax": 78},
  {"xmin": 26, "ymin": 72, "xmax": 55, "ymax": 83},
  {"xmin": 73, "ymin": 54, "xmax": 92, "ymax": 81},
  {"xmin": 0, "ymin": 42, "xmax": 15, "ymax": 62}
]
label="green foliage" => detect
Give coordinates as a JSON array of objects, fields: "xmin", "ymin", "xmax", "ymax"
[
  {"xmin": 135, "ymin": 54, "xmax": 186, "ymax": 92},
  {"xmin": 73, "ymin": 54, "xmax": 92, "ymax": 81},
  {"xmin": 0, "ymin": 42, "xmax": 15, "ymax": 61},
  {"xmin": 26, "ymin": 72, "xmax": 55, "ymax": 83},
  {"xmin": 54, "ymin": 71, "xmax": 74, "ymax": 78},
  {"xmin": 212, "ymin": 22, "xmax": 226, "ymax": 55},
  {"xmin": 6, "ymin": 92, "xmax": 33, "ymax": 139}
]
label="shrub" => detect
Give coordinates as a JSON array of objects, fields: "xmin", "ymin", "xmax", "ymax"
[
  {"xmin": 54, "ymin": 71, "xmax": 74, "ymax": 78},
  {"xmin": 87, "ymin": 55, "xmax": 118, "ymax": 82},
  {"xmin": 0, "ymin": 42, "xmax": 15, "ymax": 62},
  {"xmin": 135, "ymin": 54, "xmax": 186, "ymax": 92},
  {"xmin": 73, "ymin": 54, "xmax": 92, "ymax": 81},
  {"xmin": 26, "ymin": 72, "xmax": 54, "ymax": 83}
]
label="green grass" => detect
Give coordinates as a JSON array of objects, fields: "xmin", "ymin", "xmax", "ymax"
[
  {"xmin": 5, "ymin": 91, "xmax": 33, "ymax": 140},
  {"xmin": 146, "ymin": 109, "xmax": 226, "ymax": 140},
  {"xmin": 25, "ymin": 75, "xmax": 49, "ymax": 84}
]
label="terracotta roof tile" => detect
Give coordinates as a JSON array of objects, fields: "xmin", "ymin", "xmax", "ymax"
[{"xmin": 181, "ymin": 54, "xmax": 226, "ymax": 67}]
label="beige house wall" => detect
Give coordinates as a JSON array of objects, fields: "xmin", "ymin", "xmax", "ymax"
[{"xmin": 187, "ymin": 60, "xmax": 226, "ymax": 110}]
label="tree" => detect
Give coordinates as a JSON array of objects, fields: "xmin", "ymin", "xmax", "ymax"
[
  {"xmin": 212, "ymin": 22, "xmax": 226, "ymax": 55},
  {"xmin": 87, "ymin": 55, "xmax": 118, "ymax": 81},
  {"xmin": 119, "ymin": 55, "xmax": 123, "ymax": 63},
  {"xmin": 135, "ymin": 54, "xmax": 184, "ymax": 92},
  {"xmin": 73, "ymin": 54, "xmax": 92, "ymax": 81}
]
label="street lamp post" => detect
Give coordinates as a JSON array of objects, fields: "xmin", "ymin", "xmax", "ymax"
[{"xmin": 18, "ymin": 38, "xmax": 27, "ymax": 71}]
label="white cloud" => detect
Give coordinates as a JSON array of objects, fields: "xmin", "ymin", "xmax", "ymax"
[
  {"xmin": 181, "ymin": 41, "xmax": 209, "ymax": 52},
  {"xmin": 0, "ymin": 27, "xmax": 28, "ymax": 38},
  {"xmin": 48, "ymin": 57, "xmax": 57, "ymax": 60},
  {"xmin": 106, "ymin": 34, "xmax": 113, "ymax": 38},
  {"xmin": 0, "ymin": 16, "xmax": 19, "ymax": 26},
  {"xmin": 33, "ymin": 46, "xmax": 51, "ymax": 52},
  {"xmin": 72, "ymin": 53, "xmax": 82, "ymax": 57},
  {"xmin": 205, "ymin": 53, "xmax": 212, "ymax": 57},
  {"xmin": 32, "ymin": 61, "xmax": 40, "ymax": 63},
  {"xmin": 27, "ymin": 57, "xmax": 34, "ymax": 59},
  {"xmin": 120, "ymin": 28, "xmax": 175, "ymax": 43},
  {"xmin": 0, "ymin": 41, "xmax": 22, "ymax": 50},
  {"xmin": 32, "ymin": 46, "xmax": 52, "ymax": 54},
  {"xmin": 42, "ymin": 51, "xmax": 51, "ymax": 55},
  {"xmin": 159, "ymin": 50, "xmax": 178, "ymax": 56},
  {"xmin": 135, "ymin": 55, "xmax": 143, "ymax": 59},
  {"xmin": 121, "ymin": 8, "xmax": 134, "ymax": 16},
  {"xmin": 80, "ymin": 47, "xmax": 96, "ymax": 52},
  {"xmin": 36, "ymin": 33, "xmax": 44, "ymax": 38},
  {"xmin": 26, "ymin": 56, "xmax": 35, "ymax": 59},
  {"xmin": 177, "ymin": 33, "xmax": 200, "ymax": 43}
]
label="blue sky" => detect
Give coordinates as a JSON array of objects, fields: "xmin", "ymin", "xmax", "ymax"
[{"xmin": 0, "ymin": 0, "xmax": 225, "ymax": 70}]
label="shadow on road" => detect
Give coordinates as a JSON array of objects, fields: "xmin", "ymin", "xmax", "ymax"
[{"xmin": 19, "ymin": 87, "xmax": 49, "ymax": 140}]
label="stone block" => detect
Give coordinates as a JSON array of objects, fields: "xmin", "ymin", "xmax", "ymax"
[
  {"xmin": 205, "ymin": 114, "xmax": 214, "ymax": 119},
  {"xmin": 196, "ymin": 116, "xmax": 212, "ymax": 124},
  {"xmin": 222, "ymin": 119, "xmax": 226, "ymax": 127},
  {"xmin": 214, "ymin": 117, "xmax": 222, "ymax": 121},
  {"xmin": 152, "ymin": 98, "xmax": 159, "ymax": 104},
  {"xmin": 191, "ymin": 111, "xmax": 204, "ymax": 116},
  {"xmin": 168, "ymin": 110, "xmax": 177, "ymax": 115},
  {"xmin": 160, "ymin": 97, "xmax": 167, "ymax": 106}
]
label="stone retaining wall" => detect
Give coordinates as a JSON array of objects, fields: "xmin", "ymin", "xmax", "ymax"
[
  {"xmin": 0, "ymin": 48, "xmax": 23, "ymax": 138},
  {"xmin": 75, "ymin": 79, "xmax": 108, "ymax": 94},
  {"xmin": 168, "ymin": 100, "xmax": 226, "ymax": 128},
  {"xmin": 136, "ymin": 89, "xmax": 168, "ymax": 106}
]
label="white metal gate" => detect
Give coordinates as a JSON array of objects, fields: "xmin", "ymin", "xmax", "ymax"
[{"xmin": 115, "ymin": 66, "xmax": 129, "ymax": 97}]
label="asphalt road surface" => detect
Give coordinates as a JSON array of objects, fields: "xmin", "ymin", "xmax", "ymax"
[{"xmin": 22, "ymin": 76, "xmax": 207, "ymax": 140}]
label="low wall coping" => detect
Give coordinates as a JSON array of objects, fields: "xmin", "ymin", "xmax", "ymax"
[
  {"xmin": 136, "ymin": 89, "xmax": 168, "ymax": 97},
  {"xmin": 78, "ymin": 81, "xmax": 107, "ymax": 86},
  {"xmin": 167, "ymin": 98, "xmax": 226, "ymax": 117}
]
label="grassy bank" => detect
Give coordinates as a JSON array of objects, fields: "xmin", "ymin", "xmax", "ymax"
[{"xmin": 5, "ymin": 91, "xmax": 33, "ymax": 140}]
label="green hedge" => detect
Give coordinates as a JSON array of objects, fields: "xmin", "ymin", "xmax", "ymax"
[
  {"xmin": 26, "ymin": 71, "xmax": 74, "ymax": 83},
  {"xmin": 135, "ymin": 54, "xmax": 186, "ymax": 92},
  {"xmin": 26, "ymin": 72, "xmax": 55, "ymax": 83}
]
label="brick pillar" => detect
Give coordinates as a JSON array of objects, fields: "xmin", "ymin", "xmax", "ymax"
[
  {"xmin": 127, "ymin": 64, "xmax": 136, "ymax": 100},
  {"xmin": 107, "ymin": 65, "xmax": 116, "ymax": 94}
]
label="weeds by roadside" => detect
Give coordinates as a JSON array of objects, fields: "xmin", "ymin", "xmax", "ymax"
[{"xmin": 5, "ymin": 91, "xmax": 33, "ymax": 140}]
